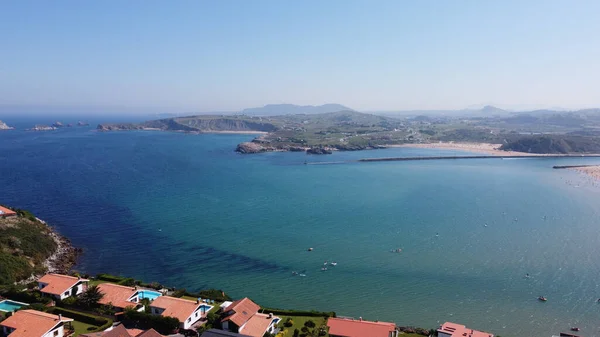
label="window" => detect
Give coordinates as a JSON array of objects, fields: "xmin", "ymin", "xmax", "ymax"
[
  {"xmin": 188, "ymin": 318, "xmax": 191, "ymax": 322},
  {"xmin": 195, "ymin": 312, "xmax": 198, "ymax": 317},
  {"xmin": 54, "ymin": 330, "xmax": 59, "ymax": 336},
  {"xmin": 64, "ymin": 291, "xmax": 69, "ymax": 296}
]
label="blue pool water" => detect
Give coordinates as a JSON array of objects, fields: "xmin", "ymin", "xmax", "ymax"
[
  {"xmin": 137, "ymin": 290, "xmax": 162, "ymax": 301},
  {"xmin": 0, "ymin": 300, "xmax": 28, "ymax": 312},
  {"xmin": 200, "ymin": 304, "xmax": 213, "ymax": 313}
]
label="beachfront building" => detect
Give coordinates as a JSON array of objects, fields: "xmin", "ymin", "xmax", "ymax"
[
  {"xmin": 149, "ymin": 296, "xmax": 213, "ymax": 330},
  {"xmin": 326, "ymin": 317, "xmax": 398, "ymax": 337},
  {"xmin": 220, "ymin": 298, "xmax": 280, "ymax": 337},
  {"xmin": 437, "ymin": 322, "xmax": 493, "ymax": 337},
  {"xmin": 80, "ymin": 324, "xmax": 165, "ymax": 337},
  {"xmin": 0, "ymin": 309, "xmax": 73, "ymax": 337},
  {"xmin": 96, "ymin": 283, "xmax": 143, "ymax": 311},
  {"xmin": 0, "ymin": 205, "xmax": 16, "ymax": 218},
  {"xmin": 38, "ymin": 273, "xmax": 89, "ymax": 300}
]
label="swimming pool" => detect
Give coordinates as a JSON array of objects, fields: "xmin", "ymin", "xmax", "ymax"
[
  {"xmin": 136, "ymin": 290, "xmax": 162, "ymax": 301},
  {"xmin": 199, "ymin": 304, "xmax": 213, "ymax": 314},
  {"xmin": 0, "ymin": 300, "xmax": 28, "ymax": 312}
]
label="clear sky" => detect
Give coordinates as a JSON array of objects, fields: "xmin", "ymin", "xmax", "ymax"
[{"xmin": 1, "ymin": 0, "xmax": 600, "ymax": 113}]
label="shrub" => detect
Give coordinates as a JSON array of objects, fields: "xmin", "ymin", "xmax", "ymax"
[
  {"xmin": 304, "ymin": 320, "xmax": 315, "ymax": 328},
  {"xmin": 284, "ymin": 318, "xmax": 294, "ymax": 327},
  {"xmin": 118, "ymin": 278, "xmax": 136, "ymax": 286},
  {"xmin": 172, "ymin": 288, "xmax": 186, "ymax": 298},
  {"xmin": 95, "ymin": 273, "xmax": 125, "ymax": 283},
  {"xmin": 48, "ymin": 307, "xmax": 110, "ymax": 327},
  {"xmin": 293, "ymin": 329, "xmax": 300, "ymax": 337},
  {"xmin": 61, "ymin": 296, "xmax": 77, "ymax": 306},
  {"xmin": 123, "ymin": 308, "xmax": 180, "ymax": 334}
]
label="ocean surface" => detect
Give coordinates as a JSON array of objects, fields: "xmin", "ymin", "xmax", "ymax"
[{"xmin": 2, "ymin": 117, "xmax": 600, "ymax": 337}]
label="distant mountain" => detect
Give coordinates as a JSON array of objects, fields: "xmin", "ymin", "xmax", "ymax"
[{"xmin": 241, "ymin": 104, "xmax": 353, "ymax": 116}]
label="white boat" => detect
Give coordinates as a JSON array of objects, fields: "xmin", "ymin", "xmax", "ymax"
[{"xmin": 330, "ymin": 262, "xmax": 337, "ymax": 266}]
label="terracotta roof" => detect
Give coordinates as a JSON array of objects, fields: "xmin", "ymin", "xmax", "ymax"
[
  {"xmin": 101, "ymin": 324, "xmax": 133, "ymax": 337},
  {"xmin": 0, "ymin": 205, "xmax": 16, "ymax": 216},
  {"xmin": 38, "ymin": 273, "xmax": 88, "ymax": 296},
  {"xmin": 222, "ymin": 297, "xmax": 260, "ymax": 327},
  {"xmin": 438, "ymin": 322, "xmax": 493, "ymax": 337},
  {"xmin": 239, "ymin": 313, "xmax": 275, "ymax": 337},
  {"xmin": 0, "ymin": 309, "xmax": 73, "ymax": 337},
  {"xmin": 327, "ymin": 317, "xmax": 396, "ymax": 337},
  {"xmin": 200, "ymin": 329, "xmax": 252, "ymax": 337},
  {"xmin": 150, "ymin": 295, "xmax": 202, "ymax": 323},
  {"xmin": 135, "ymin": 329, "xmax": 166, "ymax": 337},
  {"xmin": 97, "ymin": 283, "xmax": 138, "ymax": 309}
]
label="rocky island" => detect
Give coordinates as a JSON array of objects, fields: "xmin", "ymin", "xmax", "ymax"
[{"xmin": 0, "ymin": 120, "xmax": 14, "ymax": 130}]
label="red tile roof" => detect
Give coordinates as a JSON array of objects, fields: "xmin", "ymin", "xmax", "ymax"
[
  {"xmin": 135, "ymin": 329, "xmax": 165, "ymax": 337},
  {"xmin": 239, "ymin": 313, "xmax": 275, "ymax": 337},
  {"xmin": 0, "ymin": 205, "xmax": 16, "ymax": 217},
  {"xmin": 38, "ymin": 273, "xmax": 88, "ymax": 296},
  {"xmin": 0, "ymin": 309, "xmax": 73, "ymax": 337},
  {"xmin": 97, "ymin": 283, "xmax": 138, "ymax": 309},
  {"xmin": 438, "ymin": 322, "xmax": 493, "ymax": 337},
  {"xmin": 222, "ymin": 297, "xmax": 261, "ymax": 327},
  {"xmin": 327, "ymin": 317, "xmax": 396, "ymax": 337},
  {"xmin": 150, "ymin": 295, "xmax": 202, "ymax": 323}
]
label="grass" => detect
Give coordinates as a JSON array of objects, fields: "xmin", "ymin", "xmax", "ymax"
[
  {"xmin": 277, "ymin": 315, "xmax": 328, "ymax": 337},
  {"xmin": 87, "ymin": 279, "xmax": 110, "ymax": 287},
  {"xmin": 71, "ymin": 320, "xmax": 99, "ymax": 336}
]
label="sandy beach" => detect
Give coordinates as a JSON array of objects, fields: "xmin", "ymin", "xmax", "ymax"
[
  {"xmin": 389, "ymin": 142, "xmax": 537, "ymax": 156},
  {"xmin": 570, "ymin": 166, "xmax": 600, "ymax": 181}
]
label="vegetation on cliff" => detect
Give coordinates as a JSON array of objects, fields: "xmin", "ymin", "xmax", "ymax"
[
  {"xmin": 500, "ymin": 135, "xmax": 600, "ymax": 154},
  {"xmin": 0, "ymin": 208, "xmax": 79, "ymax": 285}
]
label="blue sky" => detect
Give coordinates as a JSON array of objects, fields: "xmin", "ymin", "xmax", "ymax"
[{"xmin": 1, "ymin": 0, "xmax": 599, "ymax": 113}]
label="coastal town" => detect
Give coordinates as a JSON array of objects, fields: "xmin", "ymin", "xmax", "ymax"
[{"xmin": 0, "ymin": 271, "xmax": 494, "ymax": 337}]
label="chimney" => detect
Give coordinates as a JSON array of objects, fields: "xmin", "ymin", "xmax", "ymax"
[
  {"xmin": 196, "ymin": 299, "xmax": 200, "ymax": 304},
  {"xmin": 268, "ymin": 313, "xmax": 273, "ymax": 318},
  {"xmin": 58, "ymin": 314, "xmax": 62, "ymax": 321},
  {"xmin": 359, "ymin": 317, "xmax": 363, "ymax": 321}
]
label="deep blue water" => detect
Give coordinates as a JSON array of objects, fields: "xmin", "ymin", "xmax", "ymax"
[{"xmin": 2, "ymin": 120, "xmax": 600, "ymax": 336}]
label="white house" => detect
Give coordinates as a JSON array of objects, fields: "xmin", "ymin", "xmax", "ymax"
[
  {"xmin": 38, "ymin": 273, "xmax": 89, "ymax": 300},
  {"xmin": 149, "ymin": 296, "xmax": 212, "ymax": 330},
  {"xmin": 0, "ymin": 309, "xmax": 73, "ymax": 337},
  {"xmin": 221, "ymin": 298, "xmax": 280, "ymax": 337}
]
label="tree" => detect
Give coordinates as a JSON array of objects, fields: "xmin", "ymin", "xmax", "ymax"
[{"xmin": 78, "ymin": 285, "xmax": 104, "ymax": 308}]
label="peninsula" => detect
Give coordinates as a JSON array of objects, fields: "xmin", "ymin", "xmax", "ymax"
[{"xmin": 97, "ymin": 106, "xmax": 600, "ymax": 155}]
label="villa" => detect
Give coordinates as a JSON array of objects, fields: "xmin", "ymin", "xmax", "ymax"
[
  {"xmin": 220, "ymin": 298, "xmax": 280, "ymax": 337},
  {"xmin": 96, "ymin": 283, "xmax": 143, "ymax": 311},
  {"xmin": 0, "ymin": 206, "xmax": 16, "ymax": 218},
  {"xmin": 326, "ymin": 317, "xmax": 398, "ymax": 337},
  {"xmin": 437, "ymin": 322, "xmax": 494, "ymax": 337},
  {"xmin": 200, "ymin": 329, "xmax": 251, "ymax": 337},
  {"xmin": 149, "ymin": 295, "xmax": 212, "ymax": 330},
  {"xmin": 38, "ymin": 273, "xmax": 89, "ymax": 300},
  {"xmin": 80, "ymin": 324, "xmax": 165, "ymax": 337},
  {"xmin": 0, "ymin": 309, "xmax": 73, "ymax": 337}
]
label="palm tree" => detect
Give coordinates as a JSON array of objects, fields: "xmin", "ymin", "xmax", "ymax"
[{"xmin": 78, "ymin": 285, "xmax": 104, "ymax": 308}]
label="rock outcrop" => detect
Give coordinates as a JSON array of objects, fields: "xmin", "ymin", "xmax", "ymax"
[
  {"xmin": 307, "ymin": 147, "xmax": 333, "ymax": 155},
  {"xmin": 0, "ymin": 120, "xmax": 14, "ymax": 130},
  {"xmin": 236, "ymin": 142, "xmax": 269, "ymax": 154}
]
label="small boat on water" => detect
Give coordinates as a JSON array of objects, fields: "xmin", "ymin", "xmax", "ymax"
[
  {"xmin": 538, "ymin": 296, "xmax": 548, "ymax": 302},
  {"xmin": 571, "ymin": 327, "xmax": 580, "ymax": 332},
  {"xmin": 321, "ymin": 267, "xmax": 327, "ymax": 271},
  {"xmin": 299, "ymin": 273, "xmax": 306, "ymax": 277},
  {"xmin": 307, "ymin": 247, "xmax": 313, "ymax": 251},
  {"xmin": 292, "ymin": 271, "xmax": 298, "ymax": 276},
  {"xmin": 330, "ymin": 262, "xmax": 337, "ymax": 266},
  {"xmin": 324, "ymin": 261, "xmax": 328, "ymax": 265}
]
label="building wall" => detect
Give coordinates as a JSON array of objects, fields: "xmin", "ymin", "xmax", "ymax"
[
  {"xmin": 42, "ymin": 325, "xmax": 65, "ymax": 337},
  {"xmin": 438, "ymin": 332, "xmax": 452, "ymax": 337}
]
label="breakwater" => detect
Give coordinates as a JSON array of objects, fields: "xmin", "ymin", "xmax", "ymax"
[
  {"xmin": 552, "ymin": 164, "xmax": 598, "ymax": 169},
  {"xmin": 306, "ymin": 154, "xmax": 600, "ymax": 165}
]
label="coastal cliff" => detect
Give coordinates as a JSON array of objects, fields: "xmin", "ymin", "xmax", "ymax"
[{"xmin": 0, "ymin": 208, "xmax": 81, "ymax": 285}]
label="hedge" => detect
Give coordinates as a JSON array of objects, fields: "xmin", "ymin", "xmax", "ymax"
[
  {"xmin": 260, "ymin": 308, "xmax": 336, "ymax": 318},
  {"xmin": 48, "ymin": 307, "xmax": 111, "ymax": 327},
  {"xmin": 95, "ymin": 273, "xmax": 125, "ymax": 283}
]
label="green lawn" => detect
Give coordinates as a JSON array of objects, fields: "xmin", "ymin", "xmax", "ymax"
[
  {"xmin": 87, "ymin": 279, "xmax": 110, "ymax": 287},
  {"xmin": 71, "ymin": 320, "xmax": 99, "ymax": 336},
  {"xmin": 277, "ymin": 315, "xmax": 328, "ymax": 337}
]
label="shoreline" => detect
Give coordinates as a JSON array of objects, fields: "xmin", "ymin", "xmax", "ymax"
[
  {"xmin": 387, "ymin": 142, "xmax": 537, "ymax": 156},
  {"xmin": 37, "ymin": 217, "xmax": 82, "ymax": 276},
  {"xmin": 568, "ymin": 165, "xmax": 600, "ymax": 181}
]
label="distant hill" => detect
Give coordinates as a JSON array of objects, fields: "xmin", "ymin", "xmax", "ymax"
[
  {"xmin": 241, "ymin": 103, "xmax": 353, "ymax": 116},
  {"xmin": 500, "ymin": 135, "xmax": 600, "ymax": 154}
]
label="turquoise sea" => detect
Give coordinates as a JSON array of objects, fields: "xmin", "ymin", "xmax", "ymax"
[{"xmin": 2, "ymin": 120, "xmax": 600, "ymax": 336}]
